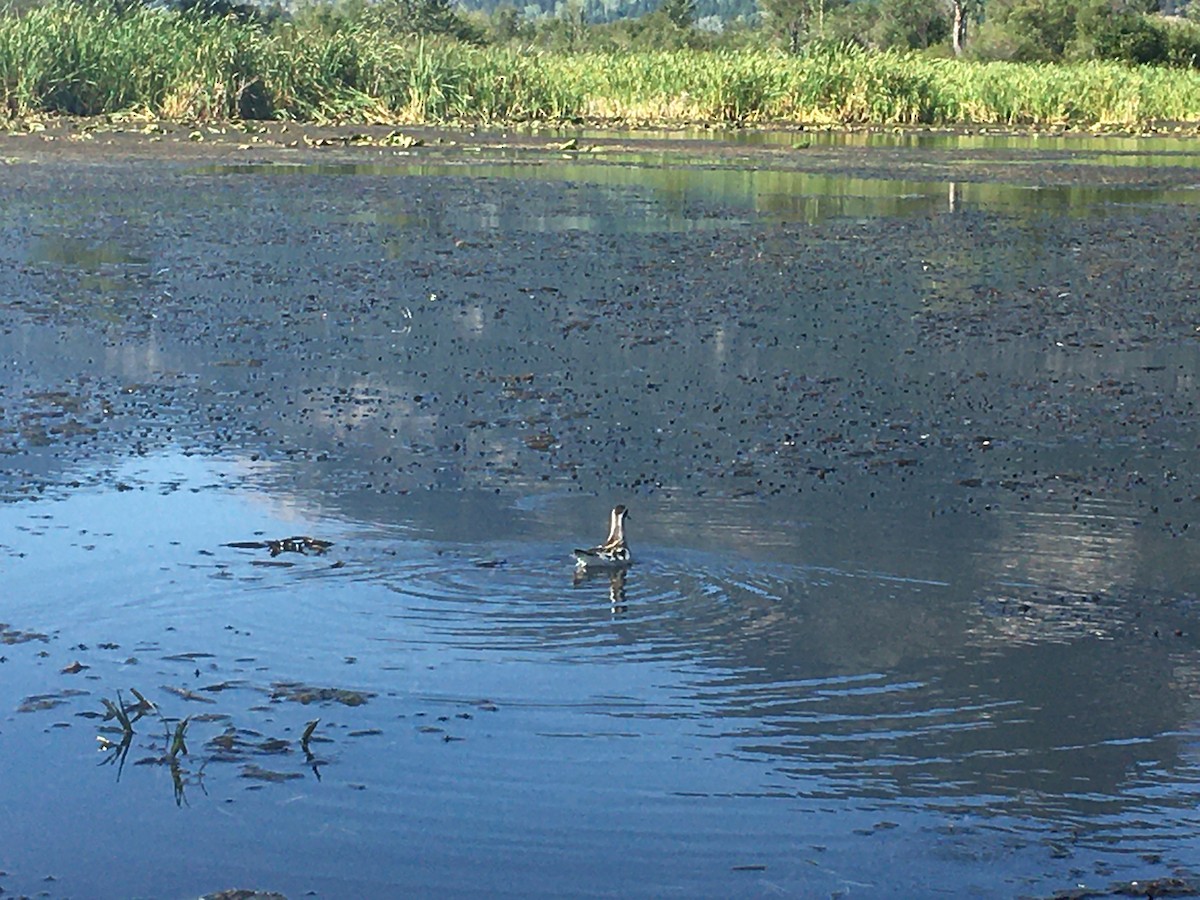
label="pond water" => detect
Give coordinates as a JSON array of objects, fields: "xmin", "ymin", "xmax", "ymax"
[{"xmin": 1, "ymin": 129, "xmax": 1200, "ymax": 899}]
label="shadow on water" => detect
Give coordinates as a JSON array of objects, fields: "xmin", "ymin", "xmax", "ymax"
[{"xmin": 0, "ymin": 131, "xmax": 1199, "ymax": 897}]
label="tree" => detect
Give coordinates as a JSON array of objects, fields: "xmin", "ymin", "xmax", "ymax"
[
  {"xmin": 365, "ymin": 0, "xmax": 484, "ymax": 41},
  {"xmin": 292, "ymin": 0, "xmax": 371, "ymax": 34},
  {"xmin": 488, "ymin": 3, "xmax": 534, "ymax": 41},
  {"xmin": 1076, "ymin": 0, "xmax": 1174, "ymax": 62},
  {"xmin": 973, "ymin": 0, "xmax": 1080, "ymax": 59},
  {"xmin": 533, "ymin": 0, "xmax": 589, "ymax": 50},
  {"xmin": 950, "ymin": 0, "xmax": 968, "ymax": 54},
  {"xmin": 170, "ymin": 0, "xmax": 273, "ymax": 22},
  {"xmin": 661, "ymin": 0, "xmax": 697, "ymax": 26},
  {"xmin": 871, "ymin": 0, "xmax": 948, "ymax": 47},
  {"xmin": 759, "ymin": 0, "xmax": 844, "ymax": 50}
]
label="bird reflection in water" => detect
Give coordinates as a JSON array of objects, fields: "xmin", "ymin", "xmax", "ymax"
[{"xmin": 573, "ymin": 565, "xmax": 629, "ymax": 613}]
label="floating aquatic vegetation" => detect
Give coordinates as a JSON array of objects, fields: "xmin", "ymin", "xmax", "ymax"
[
  {"xmin": 523, "ymin": 432, "xmax": 557, "ymax": 451},
  {"xmin": 1, "ymin": 623, "xmax": 50, "ymax": 644},
  {"xmin": 205, "ymin": 722, "xmax": 323, "ymax": 784},
  {"xmin": 18, "ymin": 688, "xmax": 88, "ymax": 713},
  {"xmin": 225, "ymin": 536, "xmax": 333, "ymax": 557},
  {"xmin": 240, "ymin": 764, "xmax": 303, "ymax": 783},
  {"xmin": 270, "ymin": 682, "xmax": 373, "ymax": 706},
  {"xmin": 207, "ymin": 725, "xmax": 252, "ymax": 759},
  {"xmin": 89, "ymin": 688, "xmax": 328, "ymax": 803},
  {"xmin": 161, "ymin": 685, "xmax": 217, "ymax": 704},
  {"xmin": 198, "ymin": 680, "xmax": 249, "ymax": 694},
  {"xmin": 303, "ymin": 131, "xmax": 424, "ymax": 149}
]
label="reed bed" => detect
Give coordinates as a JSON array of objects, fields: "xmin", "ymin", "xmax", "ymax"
[{"xmin": 3, "ymin": 2, "xmax": 1200, "ymax": 127}]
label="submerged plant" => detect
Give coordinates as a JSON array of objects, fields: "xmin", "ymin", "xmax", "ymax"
[
  {"xmin": 99, "ymin": 687, "xmax": 155, "ymax": 737},
  {"xmin": 168, "ymin": 716, "xmax": 191, "ymax": 760},
  {"xmin": 300, "ymin": 718, "xmax": 320, "ymax": 758},
  {"xmin": 96, "ymin": 688, "xmax": 157, "ymax": 777}
]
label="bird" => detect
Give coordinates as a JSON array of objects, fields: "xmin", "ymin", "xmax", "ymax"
[{"xmin": 573, "ymin": 505, "xmax": 631, "ymax": 570}]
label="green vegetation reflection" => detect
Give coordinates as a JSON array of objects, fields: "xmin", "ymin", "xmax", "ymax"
[{"xmin": 199, "ymin": 158, "xmax": 1200, "ymax": 224}]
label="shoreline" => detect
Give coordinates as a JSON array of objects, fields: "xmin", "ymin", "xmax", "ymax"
[{"xmin": 5, "ymin": 116, "xmax": 1200, "ymax": 191}]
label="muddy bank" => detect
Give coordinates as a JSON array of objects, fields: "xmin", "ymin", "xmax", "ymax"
[{"xmin": 5, "ymin": 117, "xmax": 1200, "ymax": 189}]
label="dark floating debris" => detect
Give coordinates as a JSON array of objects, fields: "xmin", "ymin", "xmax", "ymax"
[
  {"xmin": 18, "ymin": 689, "xmax": 88, "ymax": 713},
  {"xmin": 225, "ymin": 536, "xmax": 334, "ymax": 557},
  {"xmin": 240, "ymin": 764, "xmax": 304, "ymax": 782},
  {"xmin": 300, "ymin": 718, "xmax": 320, "ymax": 759},
  {"xmin": 523, "ymin": 432, "xmax": 556, "ymax": 451},
  {"xmin": 161, "ymin": 685, "xmax": 218, "ymax": 704},
  {"xmin": 1, "ymin": 623, "xmax": 50, "ymax": 645},
  {"xmin": 199, "ymin": 680, "xmax": 247, "ymax": 693},
  {"xmin": 269, "ymin": 536, "xmax": 332, "ymax": 556},
  {"xmin": 1044, "ymin": 876, "xmax": 1200, "ymax": 899}
]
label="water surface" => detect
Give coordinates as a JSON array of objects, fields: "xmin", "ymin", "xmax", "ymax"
[{"xmin": 1, "ymin": 130, "xmax": 1199, "ymax": 899}]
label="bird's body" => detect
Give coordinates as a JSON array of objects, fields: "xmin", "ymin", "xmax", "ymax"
[{"xmin": 573, "ymin": 505, "xmax": 631, "ymax": 570}]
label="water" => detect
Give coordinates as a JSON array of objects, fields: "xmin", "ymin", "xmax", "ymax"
[
  {"xmin": 196, "ymin": 157, "xmax": 1200, "ymax": 226},
  {"xmin": 1, "ymin": 129, "xmax": 1199, "ymax": 899}
]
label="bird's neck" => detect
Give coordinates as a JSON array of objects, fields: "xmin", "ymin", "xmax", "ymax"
[{"xmin": 607, "ymin": 513, "xmax": 624, "ymax": 544}]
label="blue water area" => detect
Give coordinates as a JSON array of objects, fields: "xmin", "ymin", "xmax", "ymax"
[{"xmin": 3, "ymin": 449, "xmax": 1200, "ymax": 898}]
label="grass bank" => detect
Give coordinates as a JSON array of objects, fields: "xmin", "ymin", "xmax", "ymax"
[{"xmin": 3, "ymin": 2, "xmax": 1200, "ymax": 127}]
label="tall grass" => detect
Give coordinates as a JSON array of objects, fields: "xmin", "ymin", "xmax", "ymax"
[
  {"xmin": 3, "ymin": 2, "xmax": 1200, "ymax": 127},
  {"xmin": 0, "ymin": 2, "xmax": 266, "ymax": 118}
]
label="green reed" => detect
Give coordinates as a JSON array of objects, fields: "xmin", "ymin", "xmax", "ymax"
[{"xmin": 3, "ymin": 2, "xmax": 1200, "ymax": 127}]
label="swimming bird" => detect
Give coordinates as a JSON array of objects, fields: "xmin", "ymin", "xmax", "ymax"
[{"xmin": 573, "ymin": 505, "xmax": 631, "ymax": 569}]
